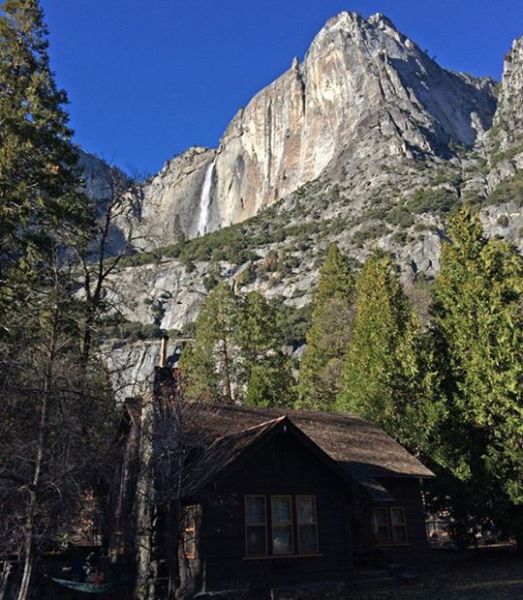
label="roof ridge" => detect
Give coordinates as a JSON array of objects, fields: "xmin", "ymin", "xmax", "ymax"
[{"xmin": 216, "ymin": 415, "xmax": 286, "ymax": 442}]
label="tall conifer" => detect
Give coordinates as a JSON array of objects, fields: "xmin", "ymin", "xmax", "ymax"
[
  {"xmin": 336, "ymin": 250, "xmax": 442, "ymax": 449},
  {"xmin": 237, "ymin": 291, "xmax": 295, "ymax": 407},
  {"xmin": 432, "ymin": 206, "xmax": 523, "ymax": 536},
  {"xmin": 297, "ymin": 243, "xmax": 354, "ymax": 409},
  {"xmin": 0, "ymin": 0, "xmax": 87, "ymax": 288},
  {"xmin": 180, "ymin": 282, "xmax": 238, "ymax": 403},
  {"xmin": 0, "ymin": 7, "xmax": 109, "ymax": 597}
]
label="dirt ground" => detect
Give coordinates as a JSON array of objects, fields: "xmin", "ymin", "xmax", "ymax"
[{"xmin": 352, "ymin": 546, "xmax": 523, "ymax": 600}]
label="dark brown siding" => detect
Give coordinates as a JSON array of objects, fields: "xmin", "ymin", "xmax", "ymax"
[
  {"xmin": 199, "ymin": 429, "xmax": 353, "ymax": 591},
  {"xmin": 354, "ymin": 477, "xmax": 429, "ymax": 565}
]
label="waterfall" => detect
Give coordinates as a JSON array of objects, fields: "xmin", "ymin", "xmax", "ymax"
[{"xmin": 197, "ymin": 161, "xmax": 215, "ymax": 236}]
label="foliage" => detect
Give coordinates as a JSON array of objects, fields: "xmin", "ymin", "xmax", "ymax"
[
  {"xmin": 336, "ymin": 250, "xmax": 443, "ymax": 451},
  {"xmin": 179, "ymin": 282, "xmax": 237, "ymax": 403},
  {"xmin": 297, "ymin": 244, "xmax": 354, "ymax": 410},
  {"xmin": 0, "ymin": 4, "xmax": 117, "ymax": 598},
  {"xmin": 244, "ymin": 357, "xmax": 295, "ymax": 408},
  {"xmin": 430, "ymin": 207, "xmax": 523, "ymax": 531},
  {"xmin": 405, "ymin": 186, "xmax": 457, "ymax": 215},
  {"xmin": 0, "ymin": 0, "xmax": 91, "ymax": 298},
  {"xmin": 486, "ymin": 170, "xmax": 523, "ymax": 206},
  {"xmin": 180, "ymin": 287, "xmax": 295, "ymax": 406}
]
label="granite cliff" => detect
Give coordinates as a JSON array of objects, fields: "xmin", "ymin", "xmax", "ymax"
[
  {"xmin": 82, "ymin": 13, "xmax": 522, "ymax": 397},
  {"xmin": 121, "ymin": 12, "xmax": 496, "ymax": 248}
]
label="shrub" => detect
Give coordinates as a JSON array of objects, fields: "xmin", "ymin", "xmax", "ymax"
[
  {"xmin": 405, "ymin": 187, "xmax": 457, "ymax": 215},
  {"xmin": 487, "ymin": 171, "xmax": 523, "ymax": 207}
]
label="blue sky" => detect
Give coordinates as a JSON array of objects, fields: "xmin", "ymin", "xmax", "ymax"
[{"xmin": 41, "ymin": 0, "xmax": 523, "ymax": 176}]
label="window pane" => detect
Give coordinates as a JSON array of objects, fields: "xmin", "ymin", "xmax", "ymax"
[
  {"xmin": 373, "ymin": 508, "xmax": 388, "ymax": 527},
  {"xmin": 246, "ymin": 496, "xmax": 266, "ymax": 525},
  {"xmin": 299, "ymin": 524, "xmax": 318, "ymax": 554},
  {"xmin": 184, "ymin": 534, "xmax": 195, "ymax": 558},
  {"xmin": 297, "ymin": 496, "xmax": 316, "ymax": 524},
  {"xmin": 183, "ymin": 505, "xmax": 198, "ymax": 559},
  {"xmin": 273, "ymin": 526, "xmax": 293, "ymax": 554},
  {"xmin": 372, "ymin": 508, "xmax": 390, "ymax": 545},
  {"xmin": 246, "ymin": 525, "xmax": 266, "ymax": 555},
  {"xmin": 272, "ymin": 496, "xmax": 291, "ymax": 524},
  {"xmin": 392, "ymin": 525, "xmax": 408, "ymax": 544},
  {"xmin": 375, "ymin": 526, "xmax": 390, "ymax": 545},
  {"xmin": 185, "ymin": 506, "xmax": 197, "ymax": 530},
  {"xmin": 390, "ymin": 508, "xmax": 406, "ymax": 526}
]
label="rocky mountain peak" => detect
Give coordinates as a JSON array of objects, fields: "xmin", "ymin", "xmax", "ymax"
[
  {"xmin": 108, "ymin": 12, "xmax": 498, "ymax": 253},
  {"xmin": 368, "ymin": 12, "xmax": 398, "ymax": 30}
]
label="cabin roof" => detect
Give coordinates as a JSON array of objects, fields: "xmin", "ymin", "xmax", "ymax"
[
  {"xmin": 197, "ymin": 404, "xmax": 434, "ymax": 480},
  {"xmin": 196, "ymin": 415, "xmax": 358, "ymax": 493}
]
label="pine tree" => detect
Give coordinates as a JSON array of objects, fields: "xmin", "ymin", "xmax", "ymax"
[
  {"xmin": 297, "ymin": 244, "xmax": 354, "ymax": 409},
  {"xmin": 336, "ymin": 250, "xmax": 442, "ymax": 449},
  {"xmin": 432, "ymin": 206, "xmax": 523, "ymax": 540},
  {"xmin": 180, "ymin": 282, "xmax": 238, "ymax": 403},
  {"xmin": 236, "ymin": 291, "xmax": 295, "ymax": 407},
  {"xmin": 0, "ymin": 5, "xmax": 110, "ymax": 598},
  {"xmin": 244, "ymin": 356, "xmax": 295, "ymax": 408},
  {"xmin": 0, "ymin": 0, "xmax": 88, "ymax": 289}
]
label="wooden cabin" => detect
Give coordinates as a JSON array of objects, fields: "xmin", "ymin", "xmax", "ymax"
[{"xmin": 111, "ymin": 367, "xmax": 434, "ymax": 596}]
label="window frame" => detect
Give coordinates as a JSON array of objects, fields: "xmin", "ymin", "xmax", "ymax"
[
  {"xmin": 244, "ymin": 495, "xmax": 268, "ymax": 557},
  {"xmin": 270, "ymin": 495, "xmax": 294, "ymax": 556},
  {"xmin": 372, "ymin": 506, "xmax": 409, "ymax": 546},
  {"xmin": 183, "ymin": 505, "xmax": 199, "ymax": 560},
  {"xmin": 390, "ymin": 506, "xmax": 408, "ymax": 545},
  {"xmin": 296, "ymin": 494, "xmax": 319, "ymax": 555},
  {"xmin": 244, "ymin": 494, "xmax": 320, "ymax": 558}
]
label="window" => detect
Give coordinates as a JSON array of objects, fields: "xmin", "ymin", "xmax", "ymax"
[
  {"xmin": 271, "ymin": 496, "xmax": 293, "ymax": 555},
  {"xmin": 245, "ymin": 496, "xmax": 267, "ymax": 556},
  {"xmin": 244, "ymin": 494, "xmax": 319, "ymax": 557},
  {"xmin": 297, "ymin": 495, "xmax": 319, "ymax": 554},
  {"xmin": 183, "ymin": 505, "xmax": 199, "ymax": 559},
  {"xmin": 390, "ymin": 507, "xmax": 408, "ymax": 544},
  {"xmin": 372, "ymin": 506, "xmax": 408, "ymax": 546}
]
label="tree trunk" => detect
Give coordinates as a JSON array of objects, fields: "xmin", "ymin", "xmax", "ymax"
[
  {"xmin": 16, "ymin": 387, "xmax": 49, "ymax": 600},
  {"xmin": 17, "ymin": 291, "xmax": 58, "ymax": 600},
  {"xmin": 165, "ymin": 499, "xmax": 180, "ymax": 600},
  {"xmin": 16, "ymin": 527, "xmax": 36, "ymax": 600},
  {"xmin": 222, "ymin": 336, "xmax": 233, "ymax": 404},
  {"xmin": 134, "ymin": 393, "xmax": 156, "ymax": 600},
  {"xmin": 0, "ymin": 561, "xmax": 13, "ymax": 600}
]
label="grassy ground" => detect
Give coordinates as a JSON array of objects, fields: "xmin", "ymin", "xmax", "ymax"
[{"xmin": 352, "ymin": 546, "xmax": 523, "ymax": 600}]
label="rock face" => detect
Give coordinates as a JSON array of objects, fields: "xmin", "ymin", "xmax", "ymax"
[
  {"xmin": 122, "ymin": 12, "xmax": 496, "ymax": 249},
  {"xmin": 131, "ymin": 147, "xmax": 216, "ymax": 249},
  {"xmin": 84, "ymin": 17, "xmax": 523, "ymax": 396},
  {"xmin": 484, "ymin": 36, "xmax": 523, "ymax": 190},
  {"xmin": 494, "ymin": 36, "xmax": 523, "ymax": 140},
  {"xmin": 213, "ymin": 12, "xmax": 493, "ymax": 223}
]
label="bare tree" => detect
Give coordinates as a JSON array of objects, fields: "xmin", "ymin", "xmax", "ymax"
[
  {"xmin": 0, "ymin": 250, "xmax": 118, "ymax": 600},
  {"xmin": 71, "ymin": 164, "xmax": 148, "ymax": 367}
]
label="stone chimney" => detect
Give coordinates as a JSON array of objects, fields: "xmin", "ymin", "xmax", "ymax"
[{"xmin": 159, "ymin": 334, "xmax": 169, "ymax": 368}]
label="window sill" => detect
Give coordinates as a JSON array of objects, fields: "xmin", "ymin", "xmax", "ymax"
[
  {"xmin": 243, "ymin": 553, "xmax": 323, "ymax": 561},
  {"xmin": 374, "ymin": 543, "xmax": 412, "ymax": 548}
]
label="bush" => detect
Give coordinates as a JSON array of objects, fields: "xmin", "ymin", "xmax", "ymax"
[
  {"xmin": 497, "ymin": 215, "xmax": 510, "ymax": 228},
  {"xmin": 386, "ymin": 207, "xmax": 416, "ymax": 228},
  {"xmin": 236, "ymin": 263, "xmax": 257, "ymax": 286},
  {"xmin": 405, "ymin": 187, "xmax": 457, "ymax": 215},
  {"xmin": 487, "ymin": 171, "xmax": 523, "ymax": 207}
]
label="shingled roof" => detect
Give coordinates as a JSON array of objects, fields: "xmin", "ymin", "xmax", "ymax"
[{"xmin": 196, "ymin": 404, "xmax": 434, "ymax": 480}]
